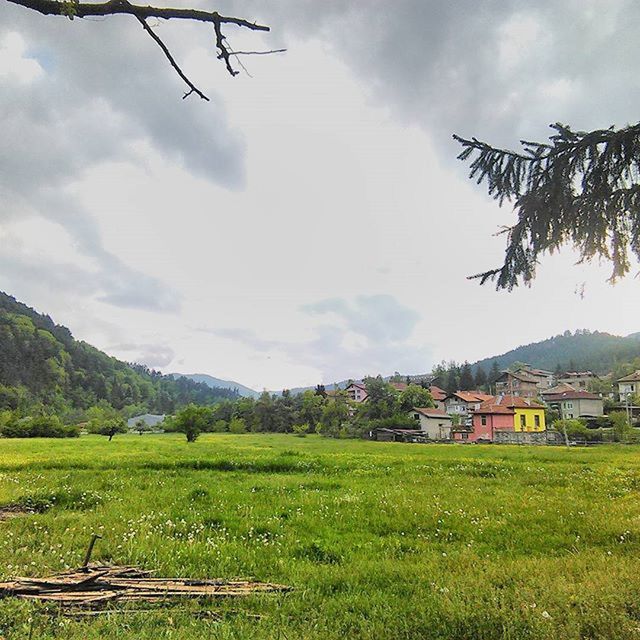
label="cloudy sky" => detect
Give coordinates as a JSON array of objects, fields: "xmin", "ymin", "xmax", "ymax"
[{"xmin": 1, "ymin": 0, "xmax": 639, "ymax": 390}]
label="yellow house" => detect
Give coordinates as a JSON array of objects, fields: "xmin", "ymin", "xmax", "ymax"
[{"xmin": 492, "ymin": 395, "xmax": 546, "ymax": 432}]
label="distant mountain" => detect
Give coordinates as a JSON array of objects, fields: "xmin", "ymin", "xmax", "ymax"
[
  {"xmin": 172, "ymin": 373, "xmax": 259, "ymax": 399},
  {"xmin": 0, "ymin": 291, "xmax": 238, "ymax": 413},
  {"xmin": 470, "ymin": 330, "xmax": 640, "ymax": 375}
]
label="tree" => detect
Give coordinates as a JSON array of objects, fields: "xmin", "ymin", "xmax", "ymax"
[
  {"xmin": 134, "ymin": 418, "xmax": 150, "ymax": 436},
  {"xmin": 474, "ymin": 365, "xmax": 487, "ymax": 390},
  {"xmin": 7, "ymin": 0, "xmax": 280, "ymax": 101},
  {"xmin": 454, "ymin": 122, "xmax": 640, "ymax": 289},
  {"xmin": 173, "ymin": 403, "xmax": 210, "ymax": 442},
  {"xmin": 95, "ymin": 417, "xmax": 127, "ymax": 441},
  {"xmin": 459, "ymin": 362, "xmax": 474, "ymax": 391},
  {"xmin": 398, "ymin": 385, "xmax": 434, "ymax": 413}
]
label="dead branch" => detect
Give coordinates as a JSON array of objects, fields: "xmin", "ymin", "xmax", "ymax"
[
  {"xmin": 5, "ymin": 0, "xmax": 272, "ymax": 95},
  {"xmin": 134, "ymin": 12, "xmax": 210, "ymax": 100}
]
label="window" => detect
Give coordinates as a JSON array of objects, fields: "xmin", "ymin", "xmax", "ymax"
[
  {"xmin": 534, "ymin": 415, "xmax": 540, "ymax": 428},
  {"xmin": 461, "ymin": 433, "xmax": 468, "ymax": 440},
  {"xmin": 481, "ymin": 416, "xmax": 487, "ymax": 425},
  {"xmin": 520, "ymin": 415, "xmax": 526, "ymax": 428},
  {"xmin": 413, "ymin": 414, "xmax": 420, "ymax": 420}
]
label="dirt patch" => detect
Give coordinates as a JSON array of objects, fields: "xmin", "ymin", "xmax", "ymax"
[{"xmin": 0, "ymin": 505, "xmax": 34, "ymax": 522}]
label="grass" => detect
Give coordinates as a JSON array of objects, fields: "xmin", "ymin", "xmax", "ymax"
[{"xmin": 1, "ymin": 434, "xmax": 640, "ymax": 638}]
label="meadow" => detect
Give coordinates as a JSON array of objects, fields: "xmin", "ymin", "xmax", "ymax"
[{"xmin": 1, "ymin": 434, "xmax": 640, "ymax": 639}]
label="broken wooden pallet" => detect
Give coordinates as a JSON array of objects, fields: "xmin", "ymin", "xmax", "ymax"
[{"xmin": 0, "ymin": 564, "xmax": 291, "ymax": 605}]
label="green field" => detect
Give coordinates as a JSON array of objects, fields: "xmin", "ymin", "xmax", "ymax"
[{"xmin": 1, "ymin": 435, "xmax": 640, "ymax": 639}]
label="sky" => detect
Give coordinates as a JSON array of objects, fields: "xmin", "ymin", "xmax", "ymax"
[{"xmin": 1, "ymin": 0, "xmax": 640, "ymax": 390}]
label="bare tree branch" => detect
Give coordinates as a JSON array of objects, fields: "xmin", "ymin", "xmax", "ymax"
[
  {"xmin": 6, "ymin": 0, "xmax": 269, "ymax": 30},
  {"xmin": 133, "ymin": 11, "xmax": 209, "ymax": 101},
  {"xmin": 228, "ymin": 49, "xmax": 287, "ymax": 56},
  {"xmin": 5, "ymin": 0, "xmax": 272, "ymax": 92}
]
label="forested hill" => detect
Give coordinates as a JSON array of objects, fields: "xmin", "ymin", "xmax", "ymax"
[
  {"xmin": 471, "ymin": 330, "xmax": 640, "ymax": 375},
  {"xmin": 0, "ymin": 292, "xmax": 237, "ymax": 414}
]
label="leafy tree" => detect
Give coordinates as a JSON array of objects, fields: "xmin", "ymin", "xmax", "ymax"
[
  {"xmin": 610, "ymin": 411, "xmax": 633, "ymax": 443},
  {"xmin": 398, "ymin": 385, "xmax": 434, "ymax": 412},
  {"xmin": 173, "ymin": 404, "xmax": 210, "ymax": 442},
  {"xmin": 317, "ymin": 398, "xmax": 350, "ymax": 438},
  {"xmin": 94, "ymin": 417, "xmax": 127, "ymax": 441},
  {"xmin": 455, "ymin": 122, "xmax": 640, "ymax": 289},
  {"xmin": 134, "ymin": 418, "xmax": 150, "ymax": 436}
]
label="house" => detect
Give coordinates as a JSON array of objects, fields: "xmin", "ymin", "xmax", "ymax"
[
  {"xmin": 444, "ymin": 391, "xmax": 494, "ymax": 424},
  {"xmin": 410, "ymin": 407, "xmax": 453, "ymax": 440},
  {"xmin": 494, "ymin": 370, "xmax": 540, "ymax": 398},
  {"xmin": 502, "ymin": 395, "xmax": 546, "ymax": 432},
  {"xmin": 540, "ymin": 382, "xmax": 577, "ymax": 400},
  {"xmin": 127, "ymin": 414, "xmax": 165, "ymax": 429},
  {"xmin": 523, "ymin": 367, "xmax": 555, "ymax": 389},
  {"xmin": 470, "ymin": 395, "xmax": 546, "ymax": 441},
  {"xmin": 389, "ymin": 382, "xmax": 409, "ymax": 392},
  {"xmin": 470, "ymin": 400, "xmax": 515, "ymax": 442},
  {"xmin": 557, "ymin": 371, "xmax": 599, "ymax": 390},
  {"xmin": 617, "ymin": 371, "xmax": 640, "ymax": 400},
  {"xmin": 429, "ymin": 385, "xmax": 448, "ymax": 411},
  {"xmin": 345, "ymin": 382, "xmax": 368, "ymax": 403},
  {"xmin": 544, "ymin": 390, "xmax": 604, "ymax": 419}
]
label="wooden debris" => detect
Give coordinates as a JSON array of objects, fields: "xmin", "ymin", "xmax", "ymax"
[
  {"xmin": 0, "ymin": 565, "xmax": 291, "ymax": 606},
  {"xmin": 0, "ymin": 506, "xmax": 34, "ymax": 522}
]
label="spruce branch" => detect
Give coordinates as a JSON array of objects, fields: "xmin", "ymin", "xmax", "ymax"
[{"xmin": 455, "ymin": 122, "xmax": 640, "ymax": 289}]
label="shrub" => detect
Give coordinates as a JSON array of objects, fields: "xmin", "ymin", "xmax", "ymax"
[
  {"xmin": 229, "ymin": 417, "xmax": 247, "ymax": 434},
  {"xmin": 0, "ymin": 414, "xmax": 79, "ymax": 438}
]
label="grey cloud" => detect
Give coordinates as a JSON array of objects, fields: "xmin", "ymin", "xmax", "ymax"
[
  {"xmin": 211, "ymin": 295, "xmax": 429, "ymax": 382},
  {"xmin": 302, "ymin": 295, "xmax": 420, "ymax": 343},
  {"xmin": 241, "ymin": 0, "xmax": 640, "ymax": 150},
  {"xmin": 0, "ymin": 3, "xmax": 247, "ymax": 311},
  {"xmin": 109, "ymin": 342, "xmax": 176, "ymax": 368},
  {"xmin": 0, "ymin": 237, "xmax": 179, "ymax": 313}
]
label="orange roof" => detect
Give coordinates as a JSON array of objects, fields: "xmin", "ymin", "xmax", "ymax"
[
  {"xmin": 429, "ymin": 385, "xmax": 447, "ymax": 401},
  {"xmin": 451, "ymin": 391, "xmax": 494, "ymax": 403},
  {"xmin": 390, "ymin": 382, "xmax": 409, "ymax": 391}
]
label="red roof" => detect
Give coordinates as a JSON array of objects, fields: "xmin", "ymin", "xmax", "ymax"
[
  {"xmin": 545, "ymin": 390, "xmax": 601, "ymax": 401},
  {"xmin": 494, "ymin": 394, "xmax": 544, "ymax": 409},
  {"xmin": 429, "ymin": 385, "xmax": 447, "ymax": 401},
  {"xmin": 390, "ymin": 382, "xmax": 409, "ymax": 391},
  {"xmin": 475, "ymin": 400, "xmax": 515, "ymax": 415}
]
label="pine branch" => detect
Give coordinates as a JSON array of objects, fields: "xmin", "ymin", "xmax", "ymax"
[{"xmin": 456, "ymin": 122, "xmax": 640, "ymax": 289}]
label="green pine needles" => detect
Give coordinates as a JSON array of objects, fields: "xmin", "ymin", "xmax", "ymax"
[{"xmin": 454, "ymin": 122, "xmax": 640, "ymax": 289}]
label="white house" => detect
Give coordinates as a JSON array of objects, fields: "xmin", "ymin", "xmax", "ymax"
[{"xmin": 410, "ymin": 407, "xmax": 453, "ymax": 440}]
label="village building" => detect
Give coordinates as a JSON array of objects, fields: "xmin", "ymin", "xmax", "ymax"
[
  {"xmin": 470, "ymin": 395, "xmax": 546, "ymax": 441},
  {"xmin": 544, "ymin": 390, "xmax": 604, "ymax": 420},
  {"xmin": 557, "ymin": 371, "xmax": 599, "ymax": 390},
  {"xmin": 494, "ymin": 370, "xmax": 540, "ymax": 398},
  {"xmin": 444, "ymin": 391, "xmax": 493, "ymax": 424},
  {"xmin": 429, "ymin": 385, "xmax": 448, "ymax": 411},
  {"xmin": 617, "ymin": 371, "xmax": 640, "ymax": 400},
  {"xmin": 127, "ymin": 414, "xmax": 165, "ymax": 429},
  {"xmin": 540, "ymin": 382, "xmax": 577, "ymax": 400},
  {"xmin": 410, "ymin": 407, "xmax": 453, "ymax": 440},
  {"xmin": 345, "ymin": 382, "xmax": 368, "ymax": 403},
  {"xmin": 470, "ymin": 400, "xmax": 515, "ymax": 442}
]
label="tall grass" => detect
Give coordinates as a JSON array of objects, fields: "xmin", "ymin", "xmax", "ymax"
[{"xmin": 1, "ymin": 434, "xmax": 640, "ymax": 638}]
